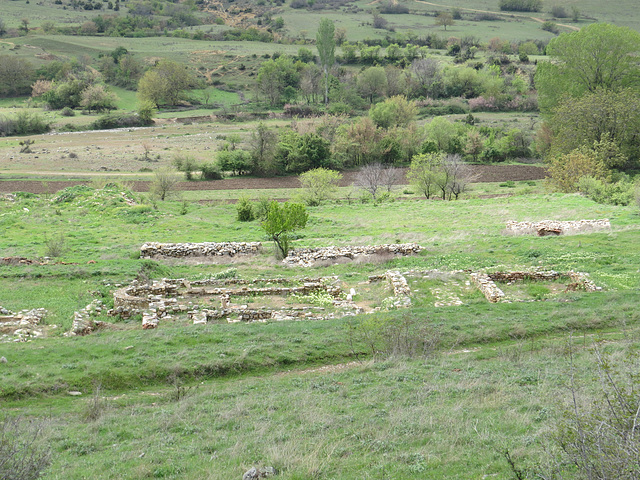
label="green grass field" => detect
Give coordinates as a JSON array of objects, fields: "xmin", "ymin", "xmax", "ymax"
[{"xmin": 1, "ymin": 184, "xmax": 639, "ymax": 478}]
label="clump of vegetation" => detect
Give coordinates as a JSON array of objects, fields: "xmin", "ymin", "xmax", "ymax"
[
  {"xmin": 0, "ymin": 416, "xmax": 51, "ymax": 480},
  {"xmin": 260, "ymin": 201, "xmax": 308, "ymax": 258},
  {"xmin": 236, "ymin": 196, "xmax": 254, "ymax": 222}
]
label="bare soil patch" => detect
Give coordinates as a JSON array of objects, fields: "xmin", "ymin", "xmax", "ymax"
[{"xmin": 0, "ymin": 165, "xmax": 545, "ymax": 193}]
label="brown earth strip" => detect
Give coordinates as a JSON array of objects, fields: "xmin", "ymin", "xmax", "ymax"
[{"xmin": 0, "ymin": 165, "xmax": 546, "ymax": 194}]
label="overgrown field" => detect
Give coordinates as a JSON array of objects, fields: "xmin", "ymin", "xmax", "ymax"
[{"xmin": 1, "ymin": 183, "xmax": 639, "ymax": 478}]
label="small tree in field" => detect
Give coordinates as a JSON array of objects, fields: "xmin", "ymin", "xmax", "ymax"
[
  {"xmin": 435, "ymin": 12, "xmax": 454, "ymax": 31},
  {"xmin": 261, "ymin": 202, "xmax": 308, "ymax": 258},
  {"xmin": 407, "ymin": 153, "xmax": 443, "ymax": 199},
  {"xmin": 150, "ymin": 167, "xmax": 179, "ymax": 201},
  {"xmin": 299, "ymin": 168, "xmax": 342, "ymax": 206}
]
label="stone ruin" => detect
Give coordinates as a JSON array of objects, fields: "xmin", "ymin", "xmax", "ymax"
[
  {"xmin": 283, "ymin": 244, "xmax": 424, "ymax": 267},
  {"xmin": 368, "ymin": 270, "xmax": 412, "ymax": 309},
  {"xmin": 505, "ymin": 219, "xmax": 611, "ymax": 236},
  {"xmin": 140, "ymin": 242, "xmax": 262, "ymax": 259},
  {"xmin": 471, "ymin": 270, "xmax": 601, "ymax": 303},
  {"xmin": 0, "ymin": 306, "xmax": 48, "ymax": 342},
  {"xmin": 101, "ymin": 276, "xmax": 361, "ymax": 332}
]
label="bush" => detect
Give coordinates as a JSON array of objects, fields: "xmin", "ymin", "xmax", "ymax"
[
  {"xmin": 498, "ymin": 0, "xmax": 542, "ymax": 12},
  {"xmin": 44, "ymin": 234, "xmax": 68, "ymax": 258},
  {"xmin": 550, "ymin": 5, "xmax": 568, "ymax": 18},
  {"xmin": 0, "ymin": 416, "xmax": 51, "ymax": 480},
  {"xmin": 0, "ymin": 112, "xmax": 50, "ymax": 136},
  {"xmin": 89, "ymin": 114, "xmax": 145, "ymax": 130},
  {"xmin": 172, "ymin": 155, "xmax": 199, "ymax": 181},
  {"xmin": 236, "ymin": 196, "xmax": 254, "ymax": 222},
  {"xmin": 200, "ymin": 162, "xmax": 223, "ymax": 180},
  {"xmin": 541, "ymin": 21, "xmax": 559, "ymax": 34},
  {"xmin": 60, "ymin": 107, "xmax": 75, "ymax": 117},
  {"xmin": 298, "ymin": 167, "xmax": 343, "ymax": 206},
  {"xmin": 577, "ymin": 176, "xmax": 636, "ymax": 206}
]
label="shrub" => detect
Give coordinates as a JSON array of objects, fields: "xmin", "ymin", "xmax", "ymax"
[
  {"xmin": 172, "ymin": 155, "xmax": 199, "ymax": 181},
  {"xmin": 550, "ymin": 5, "xmax": 568, "ymax": 18},
  {"xmin": 347, "ymin": 313, "xmax": 440, "ymax": 359},
  {"xmin": 0, "ymin": 416, "xmax": 51, "ymax": 480},
  {"xmin": 298, "ymin": 168, "xmax": 343, "ymax": 206},
  {"xmin": 44, "ymin": 234, "xmax": 68, "ymax": 258},
  {"xmin": 89, "ymin": 114, "xmax": 145, "ymax": 130},
  {"xmin": 236, "ymin": 196, "xmax": 254, "ymax": 221},
  {"xmin": 577, "ymin": 176, "xmax": 635, "ymax": 206},
  {"xmin": 541, "ymin": 21, "xmax": 559, "ymax": 34},
  {"xmin": 60, "ymin": 107, "xmax": 75, "ymax": 117},
  {"xmin": 200, "ymin": 162, "xmax": 223, "ymax": 180},
  {"xmin": 498, "ymin": 0, "xmax": 542, "ymax": 12},
  {"xmin": 0, "ymin": 112, "xmax": 50, "ymax": 137}
]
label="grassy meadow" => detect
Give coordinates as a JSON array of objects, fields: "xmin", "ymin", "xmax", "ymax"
[{"xmin": 1, "ymin": 180, "xmax": 640, "ymax": 478}]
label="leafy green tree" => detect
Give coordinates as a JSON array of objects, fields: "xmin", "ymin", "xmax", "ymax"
[
  {"xmin": 137, "ymin": 60, "xmax": 197, "ymax": 107},
  {"xmin": 256, "ymin": 56, "xmax": 301, "ymax": 106},
  {"xmin": 407, "ymin": 153, "xmax": 444, "ymax": 199},
  {"xmin": 424, "ymin": 117, "xmax": 460, "ymax": 153},
  {"xmin": 535, "ymin": 23, "xmax": 640, "ymax": 114},
  {"xmin": 357, "ymin": 66, "xmax": 387, "ymax": 103},
  {"xmin": 217, "ymin": 149, "xmax": 253, "ymax": 176},
  {"xmin": 261, "ymin": 202, "xmax": 308, "ymax": 258},
  {"xmin": 299, "ymin": 168, "xmax": 343, "ymax": 206},
  {"xmin": 250, "ymin": 123, "xmax": 279, "ymax": 176},
  {"xmin": 316, "ymin": 18, "xmax": 335, "ymax": 105},
  {"xmin": 548, "ymin": 88, "xmax": 640, "ymax": 167},
  {"xmin": 435, "ymin": 12, "xmax": 454, "ymax": 31},
  {"xmin": 276, "ymin": 131, "xmax": 331, "ymax": 174},
  {"xmin": 0, "ymin": 56, "xmax": 34, "ymax": 97},
  {"xmin": 369, "ymin": 95, "xmax": 417, "ymax": 129}
]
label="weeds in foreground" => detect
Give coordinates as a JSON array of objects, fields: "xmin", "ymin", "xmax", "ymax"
[{"xmin": 0, "ymin": 416, "xmax": 51, "ymax": 480}]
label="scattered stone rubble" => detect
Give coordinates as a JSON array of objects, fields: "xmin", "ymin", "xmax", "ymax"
[
  {"xmin": 369, "ymin": 270, "xmax": 412, "ymax": 309},
  {"xmin": 471, "ymin": 270, "xmax": 601, "ymax": 303},
  {"xmin": 284, "ymin": 244, "xmax": 423, "ymax": 267},
  {"xmin": 140, "ymin": 242, "xmax": 262, "ymax": 259},
  {"xmin": 104, "ymin": 276, "xmax": 360, "ymax": 331},
  {"xmin": 0, "ymin": 193, "xmax": 16, "ymax": 202},
  {"xmin": 0, "ymin": 307, "xmax": 48, "ymax": 342},
  {"xmin": 505, "ymin": 219, "xmax": 611, "ymax": 236},
  {"xmin": 70, "ymin": 300, "xmax": 110, "ymax": 336}
]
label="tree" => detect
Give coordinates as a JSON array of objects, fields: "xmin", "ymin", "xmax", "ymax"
[
  {"xmin": 80, "ymin": 84, "xmax": 117, "ymax": 113},
  {"xmin": 217, "ymin": 149, "xmax": 253, "ymax": 176},
  {"xmin": 548, "ymin": 344, "xmax": 640, "ymax": 480},
  {"xmin": 0, "ymin": 416, "xmax": 51, "ymax": 480},
  {"xmin": 0, "ymin": 18, "xmax": 7, "ymax": 37},
  {"xmin": 256, "ymin": 56, "xmax": 300, "ymax": 106},
  {"xmin": 150, "ymin": 167, "xmax": 179, "ymax": 201},
  {"xmin": 316, "ymin": 18, "xmax": 335, "ymax": 105},
  {"xmin": 411, "ymin": 58, "xmax": 442, "ymax": 98},
  {"xmin": 424, "ymin": 117, "xmax": 459, "ymax": 153},
  {"xmin": 276, "ymin": 131, "xmax": 331, "ymax": 174},
  {"xmin": 442, "ymin": 153, "xmax": 476, "ymax": 199},
  {"xmin": 354, "ymin": 162, "xmax": 389, "ymax": 200},
  {"xmin": 547, "ymin": 136, "xmax": 627, "ymax": 192},
  {"xmin": 261, "ymin": 202, "xmax": 308, "ymax": 258},
  {"xmin": 357, "ymin": 66, "xmax": 387, "ymax": 103},
  {"xmin": 299, "ymin": 168, "xmax": 342, "ymax": 206},
  {"xmin": 548, "ymin": 88, "xmax": 640, "ymax": 168},
  {"xmin": 369, "ymin": 95, "xmax": 417, "ymax": 129},
  {"xmin": 407, "ymin": 153, "xmax": 443, "ymax": 199},
  {"xmin": 19, "ymin": 18, "xmax": 29, "ymax": 35},
  {"xmin": 0, "ymin": 56, "xmax": 34, "ymax": 97},
  {"xmin": 535, "ymin": 23, "xmax": 640, "ymax": 114},
  {"xmin": 435, "ymin": 12, "xmax": 454, "ymax": 31},
  {"xmin": 137, "ymin": 60, "xmax": 197, "ymax": 107},
  {"xmin": 250, "ymin": 123, "xmax": 279, "ymax": 176}
]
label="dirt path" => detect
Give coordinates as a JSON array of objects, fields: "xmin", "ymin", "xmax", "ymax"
[
  {"xmin": 414, "ymin": 1, "xmax": 580, "ymax": 31},
  {"xmin": 0, "ymin": 165, "xmax": 546, "ymax": 193}
]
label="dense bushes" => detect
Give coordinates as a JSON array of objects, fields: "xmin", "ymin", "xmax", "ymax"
[
  {"xmin": 89, "ymin": 113, "xmax": 149, "ymax": 130},
  {"xmin": 0, "ymin": 112, "xmax": 50, "ymax": 137},
  {"xmin": 498, "ymin": 0, "xmax": 542, "ymax": 12}
]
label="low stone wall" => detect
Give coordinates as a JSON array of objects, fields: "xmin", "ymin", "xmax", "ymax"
[
  {"xmin": 1, "ymin": 308, "xmax": 48, "ymax": 341},
  {"xmin": 505, "ymin": 219, "xmax": 611, "ymax": 236},
  {"xmin": 140, "ymin": 242, "xmax": 262, "ymax": 258},
  {"xmin": 488, "ymin": 271, "xmax": 564, "ymax": 283},
  {"xmin": 284, "ymin": 244, "xmax": 423, "ymax": 267},
  {"xmin": 368, "ymin": 270, "xmax": 412, "ymax": 309},
  {"xmin": 470, "ymin": 273, "xmax": 505, "ymax": 303}
]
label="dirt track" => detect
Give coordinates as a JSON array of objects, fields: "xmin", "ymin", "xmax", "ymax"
[{"xmin": 0, "ymin": 165, "xmax": 546, "ymax": 194}]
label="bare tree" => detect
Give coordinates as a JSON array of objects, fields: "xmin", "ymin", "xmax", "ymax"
[
  {"xmin": 380, "ymin": 166, "xmax": 403, "ymax": 193},
  {"xmin": 354, "ymin": 163, "xmax": 386, "ymax": 200},
  {"xmin": 411, "ymin": 58, "xmax": 441, "ymax": 97},
  {"xmin": 443, "ymin": 154, "xmax": 477, "ymax": 200}
]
